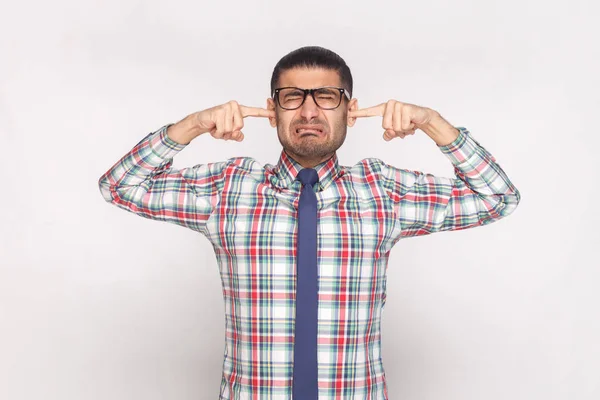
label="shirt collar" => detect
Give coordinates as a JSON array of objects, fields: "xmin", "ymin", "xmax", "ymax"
[{"xmin": 269, "ymin": 149, "xmax": 344, "ymax": 191}]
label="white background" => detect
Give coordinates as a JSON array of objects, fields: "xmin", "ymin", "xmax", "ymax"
[{"xmin": 1, "ymin": 0, "xmax": 598, "ymax": 399}]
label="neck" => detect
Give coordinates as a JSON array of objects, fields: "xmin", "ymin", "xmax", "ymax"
[{"xmin": 286, "ymin": 150, "xmax": 335, "ymax": 169}]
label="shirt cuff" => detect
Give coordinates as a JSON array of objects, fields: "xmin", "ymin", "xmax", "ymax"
[
  {"xmin": 437, "ymin": 126, "xmax": 478, "ymax": 166},
  {"xmin": 148, "ymin": 123, "xmax": 188, "ymax": 160}
]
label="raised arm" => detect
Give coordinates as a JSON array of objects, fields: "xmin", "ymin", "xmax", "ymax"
[
  {"xmin": 378, "ymin": 126, "xmax": 521, "ymax": 238},
  {"xmin": 97, "ymin": 101, "xmax": 274, "ymax": 234},
  {"xmin": 348, "ymin": 100, "xmax": 520, "ymax": 238}
]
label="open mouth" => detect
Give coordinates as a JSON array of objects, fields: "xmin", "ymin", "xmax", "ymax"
[{"xmin": 296, "ymin": 128, "xmax": 324, "ymax": 135}]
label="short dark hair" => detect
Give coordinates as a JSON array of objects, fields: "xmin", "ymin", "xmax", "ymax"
[{"xmin": 270, "ymin": 46, "xmax": 353, "ymax": 99}]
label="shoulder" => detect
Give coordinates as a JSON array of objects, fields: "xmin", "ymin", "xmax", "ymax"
[
  {"xmin": 222, "ymin": 156, "xmax": 276, "ymax": 177},
  {"xmin": 341, "ymin": 157, "xmax": 388, "ymax": 177}
]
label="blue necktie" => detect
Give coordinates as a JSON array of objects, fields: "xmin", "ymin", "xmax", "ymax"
[{"xmin": 292, "ymin": 167, "xmax": 319, "ymax": 399}]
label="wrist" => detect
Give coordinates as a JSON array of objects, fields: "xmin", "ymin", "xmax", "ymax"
[
  {"xmin": 420, "ymin": 111, "xmax": 460, "ymax": 147},
  {"xmin": 167, "ymin": 114, "xmax": 204, "ymax": 145}
]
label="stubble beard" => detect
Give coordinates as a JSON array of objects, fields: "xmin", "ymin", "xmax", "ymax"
[{"xmin": 276, "ymin": 117, "xmax": 347, "ymax": 162}]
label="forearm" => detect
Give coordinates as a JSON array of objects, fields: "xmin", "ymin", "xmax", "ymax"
[
  {"xmin": 439, "ymin": 126, "xmax": 521, "ymax": 219},
  {"xmin": 167, "ymin": 114, "xmax": 204, "ymax": 145},
  {"xmin": 98, "ymin": 124, "xmax": 187, "ymax": 203},
  {"xmin": 382, "ymin": 126, "xmax": 521, "ymax": 238},
  {"xmin": 98, "ymin": 123, "xmax": 229, "ymax": 232},
  {"xmin": 418, "ymin": 112, "xmax": 520, "ymax": 207}
]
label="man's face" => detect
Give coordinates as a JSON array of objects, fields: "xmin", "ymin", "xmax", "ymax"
[{"xmin": 267, "ymin": 67, "xmax": 358, "ymax": 167}]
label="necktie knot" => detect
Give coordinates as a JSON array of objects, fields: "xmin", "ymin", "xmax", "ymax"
[{"xmin": 297, "ymin": 168, "xmax": 319, "ymax": 187}]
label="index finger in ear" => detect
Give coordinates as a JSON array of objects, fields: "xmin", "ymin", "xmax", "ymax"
[
  {"xmin": 348, "ymin": 103, "xmax": 385, "ymax": 118},
  {"xmin": 240, "ymin": 105, "xmax": 276, "ymax": 119}
]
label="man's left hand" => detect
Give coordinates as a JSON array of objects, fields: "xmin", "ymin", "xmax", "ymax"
[{"xmin": 348, "ymin": 100, "xmax": 439, "ymax": 141}]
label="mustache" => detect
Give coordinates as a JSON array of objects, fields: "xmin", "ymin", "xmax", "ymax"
[{"xmin": 291, "ymin": 119, "xmax": 328, "ymax": 130}]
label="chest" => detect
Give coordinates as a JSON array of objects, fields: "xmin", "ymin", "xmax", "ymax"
[{"xmin": 206, "ymin": 179, "xmax": 400, "ymax": 261}]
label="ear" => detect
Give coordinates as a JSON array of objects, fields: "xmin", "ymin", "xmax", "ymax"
[
  {"xmin": 266, "ymin": 98, "xmax": 277, "ymax": 128},
  {"xmin": 347, "ymin": 98, "xmax": 358, "ymax": 127}
]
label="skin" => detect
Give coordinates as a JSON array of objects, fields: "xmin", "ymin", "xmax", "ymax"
[
  {"xmin": 166, "ymin": 67, "xmax": 460, "ymax": 158},
  {"xmin": 265, "ymin": 67, "xmax": 460, "ymax": 169},
  {"xmin": 266, "ymin": 67, "xmax": 359, "ymax": 169}
]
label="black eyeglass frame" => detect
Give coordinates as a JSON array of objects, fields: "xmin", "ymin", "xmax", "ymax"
[{"xmin": 272, "ymin": 86, "xmax": 352, "ymax": 110}]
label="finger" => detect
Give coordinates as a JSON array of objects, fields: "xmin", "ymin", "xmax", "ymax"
[
  {"xmin": 348, "ymin": 103, "xmax": 385, "ymax": 118},
  {"xmin": 224, "ymin": 104, "xmax": 233, "ymax": 134},
  {"xmin": 230, "ymin": 127, "xmax": 243, "ymax": 139},
  {"xmin": 382, "ymin": 100, "xmax": 395, "ymax": 132},
  {"xmin": 232, "ymin": 102, "xmax": 244, "ymax": 132},
  {"xmin": 240, "ymin": 105, "xmax": 275, "ymax": 119},
  {"xmin": 215, "ymin": 111, "xmax": 225, "ymax": 138},
  {"xmin": 402, "ymin": 107, "xmax": 412, "ymax": 131},
  {"xmin": 393, "ymin": 102, "xmax": 402, "ymax": 133}
]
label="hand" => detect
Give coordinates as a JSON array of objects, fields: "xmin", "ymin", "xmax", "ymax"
[
  {"xmin": 348, "ymin": 100, "xmax": 438, "ymax": 141},
  {"xmin": 194, "ymin": 100, "xmax": 275, "ymax": 142}
]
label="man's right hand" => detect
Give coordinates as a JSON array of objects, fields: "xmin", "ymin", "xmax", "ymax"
[{"xmin": 167, "ymin": 100, "xmax": 275, "ymax": 145}]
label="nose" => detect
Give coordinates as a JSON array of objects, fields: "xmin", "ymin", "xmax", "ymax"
[{"xmin": 299, "ymin": 93, "xmax": 320, "ymax": 121}]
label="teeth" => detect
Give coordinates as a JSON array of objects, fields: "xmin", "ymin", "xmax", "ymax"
[{"xmin": 297, "ymin": 128, "xmax": 322, "ymax": 134}]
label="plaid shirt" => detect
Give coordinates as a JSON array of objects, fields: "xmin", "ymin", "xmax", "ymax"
[{"xmin": 98, "ymin": 124, "xmax": 520, "ymax": 399}]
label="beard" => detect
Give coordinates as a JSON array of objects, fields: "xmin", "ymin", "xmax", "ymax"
[{"xmin": 276, "ymin": 115, "xmax": 347, "ymax": 161}]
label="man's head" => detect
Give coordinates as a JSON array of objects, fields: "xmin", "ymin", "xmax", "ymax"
[{"xmin": 267, "ymin": 46, "xmax": 358, "ymax": 168}]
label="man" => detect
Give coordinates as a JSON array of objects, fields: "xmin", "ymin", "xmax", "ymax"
[{"xmin": 98, "ymin": 46, "xmax": 520, "ymax": 400}]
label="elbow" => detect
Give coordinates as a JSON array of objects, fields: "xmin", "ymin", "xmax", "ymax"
[
  {"xmin": 498, "ymin": 187, "xmax": 521, "ymax": 218},
  {"xmin": 98, "ymin": 175, "xmax": 115, "ymax": 203},
  {"xmin": 510, "ymin": 186, "xmax": 522, "ymax": 208}
]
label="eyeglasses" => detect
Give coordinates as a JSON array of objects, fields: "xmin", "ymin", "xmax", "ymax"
[{"xmin": 272, "ymin": 86, "xmax": 351, "ymax": 110}]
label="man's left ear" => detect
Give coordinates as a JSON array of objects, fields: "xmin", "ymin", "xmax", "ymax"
[{"xmin": 347, "ymin": 98, "xmax": 358, "ymax": 127}]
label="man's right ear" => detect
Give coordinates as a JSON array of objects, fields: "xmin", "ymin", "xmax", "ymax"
[{"xmin": 266, "ymin": 98, "xmax": 277, "ymax": 127}]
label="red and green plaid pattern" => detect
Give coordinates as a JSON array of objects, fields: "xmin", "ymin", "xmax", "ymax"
[{"xmin": 99, "ymin": 124, "xmax": 520, "ymax": 399}]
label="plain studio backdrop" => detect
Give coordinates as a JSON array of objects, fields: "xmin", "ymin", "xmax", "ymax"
[{"xmin": 1, "ymin": 0, "xmax": 598, "ymax": 399}]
